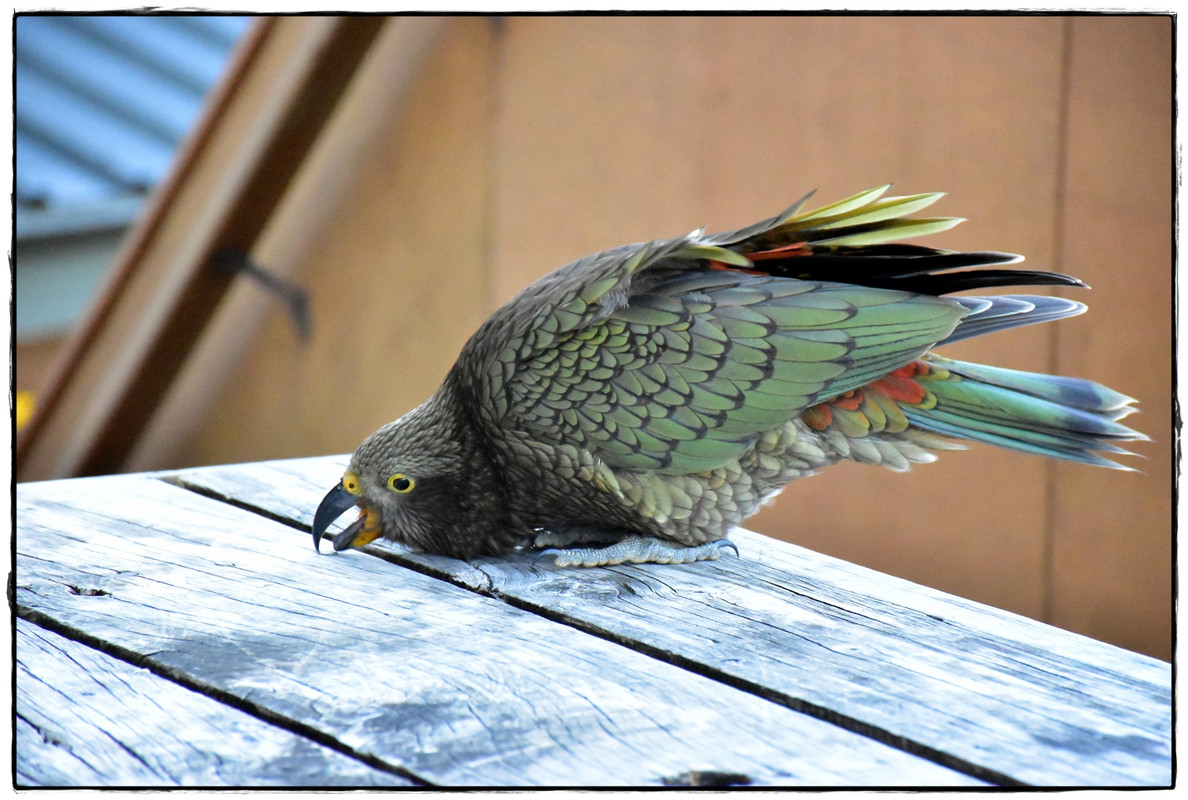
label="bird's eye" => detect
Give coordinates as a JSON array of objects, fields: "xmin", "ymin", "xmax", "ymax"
[{"xmin": 387, "ymin": 473, "xmax": 415, "ymax": 494}]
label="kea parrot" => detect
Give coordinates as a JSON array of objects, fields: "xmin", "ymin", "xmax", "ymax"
[{"xmin": 312, "ymin": 187, "xmax": 1144, "ymax": 567}]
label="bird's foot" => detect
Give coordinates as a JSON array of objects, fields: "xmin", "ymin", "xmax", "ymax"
[{"xmin": 536, "ymin": 535, "xmax": 739, "ymax": 568}]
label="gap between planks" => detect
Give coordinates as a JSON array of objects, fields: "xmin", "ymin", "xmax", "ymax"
[{"xmin": 158, "ymin": 471, "xmax": 1022, "ymax": 787}]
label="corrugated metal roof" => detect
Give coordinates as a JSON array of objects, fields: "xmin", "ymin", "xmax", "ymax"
[{"xmin": 15, "ymin": 14, "xmax": 253, "ymax": 234}]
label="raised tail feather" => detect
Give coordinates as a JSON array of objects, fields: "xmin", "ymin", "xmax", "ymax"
[
  {"xmin": 906, "ymin": 356, "xmax": 1147, "ymax": 470},
  {"xmin": 706, "ymin": 185, "xmax": 1087, "ymax": 297},
  {"xmin": 942, "ymin": 295, "xmax": 1088, "ymax": 345}
]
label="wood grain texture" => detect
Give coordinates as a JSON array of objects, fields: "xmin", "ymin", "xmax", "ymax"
[
  {"xmin": 169, "ymin": 455, "xmax": 1171, "ymax": 787},
  {"xmin": 16, "ymin": 620, "xmax": 408, "ymax": 787},
  {"xmin": 16, "ymin": 474, "xmax": 980, "ymax": 787}
]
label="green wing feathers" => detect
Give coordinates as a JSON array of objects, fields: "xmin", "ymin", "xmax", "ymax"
[
  {"xmin": 507, "ymin": 276, "xmax": 965, "ymax": 474},
  {"xmin": 483, "ymin": 187, "xmax": 1143, "ymax": 477}
]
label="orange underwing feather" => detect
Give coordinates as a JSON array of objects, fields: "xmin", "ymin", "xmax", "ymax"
[{"xmin": 866, "ymin": 362, "xmax": 929, "ymax": 405}]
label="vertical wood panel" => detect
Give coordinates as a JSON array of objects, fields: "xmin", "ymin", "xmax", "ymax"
[
  {"xmin": 1050, "ymin": 16, "xmax": 1172, "ymax": 658},
  {"xmin": 491, "ymin": 16, "xmax": 711, "ymax": 304}
]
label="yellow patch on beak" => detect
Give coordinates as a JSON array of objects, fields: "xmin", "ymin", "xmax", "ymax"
[
  {"xmin": 332, "ymin": 504, "xmax": 384, "ymax": 551},
  {"xmin": 350, "ymin": 507, "xmax": 383, "ymax": 547}
]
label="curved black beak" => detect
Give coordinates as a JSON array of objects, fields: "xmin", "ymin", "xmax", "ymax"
[{"xmin": 312, "ymin": 482, "xmax": 358, "ymax": 552}]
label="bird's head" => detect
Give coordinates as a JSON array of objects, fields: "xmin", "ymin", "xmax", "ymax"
[{"xmin": 311, "ymin": 393, "xmax": 501, "ymax": 558}]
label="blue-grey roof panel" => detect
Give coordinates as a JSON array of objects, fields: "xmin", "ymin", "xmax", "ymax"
[
  {"xmin": 19, "ymin": 21, "xmax": 205, "ymax": 143},
  {"xmin": 18, "ymin": 68, "xmax": 175, "ymax": 190},
  {"xmin": 16, "ymin": 130, "xmax": 114, "ymax": 204},
  {"xmin": 15, "ymin": 14, "xmax": 254, "ymax": 213},
  {"xmin": 62, "ymin": 16, "xmax": 232, "ymax": 94}
]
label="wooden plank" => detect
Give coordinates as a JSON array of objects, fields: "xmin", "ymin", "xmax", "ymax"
[
  {"xmin": 16, "ymin": 619, "xmax": 409, "ymax": 787},
  {"xmin": 16, "ymin": 17, "xmax": 386, "ymax": 480},
  {"xmin": 16, "ymin": 474, "xmax": 980, "ymax": 787},
  {"xmin": 168, "ymin": 455, "xmax": 1172, "ymax": 787}
]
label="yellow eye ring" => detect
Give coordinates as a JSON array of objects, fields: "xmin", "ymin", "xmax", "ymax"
[{"xmin": 387, "ymin": 473, "xmax": 415, "ymax": 494}]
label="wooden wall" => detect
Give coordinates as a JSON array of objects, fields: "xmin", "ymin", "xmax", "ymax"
[{"xmin": 163, "ymin": 16, "xmax": 1172, "ymax": 658}]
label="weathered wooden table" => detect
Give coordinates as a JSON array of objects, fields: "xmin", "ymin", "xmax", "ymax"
[{"xmin": 15, "ymin": 455, "xmax": 1172, "ymax": 787}]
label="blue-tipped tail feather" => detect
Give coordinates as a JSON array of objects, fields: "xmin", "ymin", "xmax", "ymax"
[{"xmin": 906, "ymin": 356, "xmax": 1146, "ymax": 470}]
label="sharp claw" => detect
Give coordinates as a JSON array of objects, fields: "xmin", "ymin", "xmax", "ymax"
[
  {"xmin": 714, "ymin": 539, "xmax": 740, "ymax": 558},
  {"xmin": 533, "ymin": 548, "xmax": 561, "ymax": 566},
  {"xmin": 311, "ymin": 482, "xmax": 357, "ymax": 553}
]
